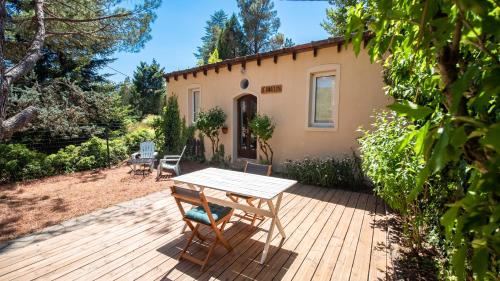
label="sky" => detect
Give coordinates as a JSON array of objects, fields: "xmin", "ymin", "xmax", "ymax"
[{"xmin": 104, "ymin": 0, "xmax": 331, "ymax": 83}]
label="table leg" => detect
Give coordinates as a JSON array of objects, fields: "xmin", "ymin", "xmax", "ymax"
[
  {"xmin": 260, "ymin": 211, "xmax": 276, "ymax": 264},
  {"xmin": 260, "ymin": 192, "xmax": 286, "ymax": 264}
]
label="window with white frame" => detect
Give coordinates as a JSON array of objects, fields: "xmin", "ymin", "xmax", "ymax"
[
  {"xmin": 189, "ymin": 89, "xmax": 201, "ymax": 124},
  {"xmin": 308, "ymin": 70, "xmax": 337, "ymax": 128}
]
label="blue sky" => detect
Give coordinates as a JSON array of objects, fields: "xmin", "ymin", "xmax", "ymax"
[{"xmin": 105, "ymin": 0, "xmax": 331, "ymax": 83}]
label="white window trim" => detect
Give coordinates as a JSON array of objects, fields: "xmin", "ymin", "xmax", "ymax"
[
  {"xmin": 305, "ymin": 64, "xmax": 340, "ymax": 131},
  {"xmin": 187, "ymin": 85, "xmax": 201, "ymax": 125}
]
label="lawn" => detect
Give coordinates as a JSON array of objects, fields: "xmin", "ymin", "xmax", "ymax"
[{"xmin": 0, "ymin": 161, "xmax": 206, "ymax": 243}]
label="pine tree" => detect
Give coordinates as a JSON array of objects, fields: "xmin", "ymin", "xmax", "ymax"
[
  {"xmin": 321, "ymin": 0, "xmax": 366, "ymax": 36},
  {"xmin": 195, "ymin": 10, "xmax": 228, "ymax": 64},
  {"xmin": 130, "ymin": 60, "xmax": 166, "ymax": 117},
  {"xmin": 216, "ymin": 14, "xmax": 248, "ymax": 60},
  {"xmin": 161, "ymin": 95, "xmax": 182, "ymax": 154},
  {"xmin": 237, "ymin": 0, "xmax": 281, "ymax": 54}
]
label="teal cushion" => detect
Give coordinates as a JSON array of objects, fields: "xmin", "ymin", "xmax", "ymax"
[{"xmin": 185, "ymin": 203, "xmax": 232, "ymax": 225}]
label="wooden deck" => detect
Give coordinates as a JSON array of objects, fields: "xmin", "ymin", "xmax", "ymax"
[{"xmin": 0, "ymin": 184, "xmax": 396, "ymax": 281}]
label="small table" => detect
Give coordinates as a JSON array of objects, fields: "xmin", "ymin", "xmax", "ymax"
[{"xmin": 172, "ymin": 167, "xmax": 297, "ymax": 264}]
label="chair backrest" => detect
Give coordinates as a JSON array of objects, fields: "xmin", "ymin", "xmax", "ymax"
[
  {"xmin": 140, "ymin": 141, "xmax": 155, "ymax": 159},
  {"xmin": 176, "ymin": 145, "xmax": 187, "ymax": 165},
  {"xmin": 170, "ymin": 185, "xmax": 215, "ymax": 223},
  {"xmin": 244, "ymin": 161, "xmax": 272, "ymax": 176}
]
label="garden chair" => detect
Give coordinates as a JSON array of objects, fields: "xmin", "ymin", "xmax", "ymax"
[
  {"xmin": 226, "ymin": 161, "xmax": 272, "ymax": 226},
  {"xmin": 170, "ymin": 184, "xmax": 234, "ymax": 271},
  {"xmin": 157, "ymin": 145, "xmax": 186, "ymax": 179},
  {"xmin": 130, "ymin": 141, "xmax": 157, "ymax": 173}
]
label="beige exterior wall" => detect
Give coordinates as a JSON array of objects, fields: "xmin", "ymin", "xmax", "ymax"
[{"xmin": 166, "ymin": 44, "xmax": 390, "ymax": 167}]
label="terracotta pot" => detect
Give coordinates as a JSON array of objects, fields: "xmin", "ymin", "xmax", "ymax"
[{"xmin": 222, "ymin": 126, "xmax": 228, "ymax": 134}]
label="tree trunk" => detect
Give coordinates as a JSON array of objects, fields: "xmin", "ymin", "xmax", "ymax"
[{"xmin": 0, "ymin": 0, "xmax": 45, "ymax": 140}]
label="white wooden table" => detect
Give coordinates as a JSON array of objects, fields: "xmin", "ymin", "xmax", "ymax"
[{"xmin": 172, "ymin": 167, "xmax": 297, "ymax": 264}]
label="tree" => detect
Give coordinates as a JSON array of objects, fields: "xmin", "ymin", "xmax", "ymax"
[
  {"xmin": 195, "ymin": 10, "xmax": 227, "ymax": 64},
  {"xmin": 195, "ymin": 107, "xmax": 226, "ymax": 160},
  {"xmin": 237, "ymin": 0, "xmax": 281, "ymax": 54},
  {"xmin": 216, "ymin": 14, "xmax": 248, "ymax": 60},
  {"xmin": 130, "ymin": 59, "xmax": 165, "ymax": 117},
  {"xmin": 345, "ymin": 1, "xmax": 499, "ymax": 279},
  {"xmin": 268, "ymin": 33, "xmax": 294, "ymax": 50},
  {"xmin": 248, "ymin": 114, "xmax": 275, "ymax": 164},
  {"xmin": 321, "ymin": 0, "xmax": 365, "ymax": 36},
  {"xmin": 159, "ymin": 95, "xmax": 181, "ymax": 155},
  {"xmin": 0, "ymin": 0, "xmax": 161, "ymax": 140}
]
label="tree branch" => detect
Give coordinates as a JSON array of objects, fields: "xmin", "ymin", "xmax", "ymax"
[
  {"xmin": 44, "ymin": 12, "xmax": 132, "ymax": 23},
  {"xmin": 0, "ymin": 106, "xmax": 38, "ymax": 139},
  {"xmin": 5, "ymin": 0, "xmax": 45, "ymax": 85}
]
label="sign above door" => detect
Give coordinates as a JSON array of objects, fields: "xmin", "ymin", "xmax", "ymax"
[{"xmin": 261, "ymin": 84, "xmax": 282, "ymax": 94}]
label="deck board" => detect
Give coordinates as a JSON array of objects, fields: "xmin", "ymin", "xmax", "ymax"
[{"xmin": 0, "ymin": 184, "xmax": 395, "ymax": 281}]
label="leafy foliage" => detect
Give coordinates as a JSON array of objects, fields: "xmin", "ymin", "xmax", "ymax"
[
  {"xmin": 322, "ymin": 0, "xmax": 365, "ymax": 36},
  {"xmin": 248, "ymin": 114, "xmax": 275, "ymax": 164},
  {"xmin": 129, "ymin": 60, "xmax": 166, "ymax": 117},
  {"xmin": 216, "ymin": 14, "xmax": 248, "ymax": 60},
  {"xmin": 237, "ymin": 0, "xmax": 281, "ymax": 54},
  {"xmin": 0, "ymin": 137, "xmax": 128, "ymax": 183},
  {"xmin": 283, "ymin": 153, "xmax": 365, "ymax": 190},
  {"xmin": 122, "ymin": 128, "xmax": 155, "ymax": 154},
  {"xmin": 7, "ymin": 78, "xmax": 132, "ymax": 147},
  {"xmin": 157, "ymin": 95, "xmax": 182, "ymax": 155},
  {"xmin": 195, "ymin": 107, "xmax": 226, "ymax": 160},
  {"xmin": 6, "ymin": 0, "xmax": 161, "ymax": 61},
  {"xmin": 359, "ymin": 112, "xmax": 459, "ymax": 255},
  {"xmin": 345, "ymin": 0, "xmax": 500, "ymax": 279},
  {"xmin": 195, "ymin": 10, "xmax": 228, "ymax": 64}
]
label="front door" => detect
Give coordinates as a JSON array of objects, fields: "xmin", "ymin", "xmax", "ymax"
[{"xmin": 237, "ymin": 95, "xmax": 257, "ymax": 159}]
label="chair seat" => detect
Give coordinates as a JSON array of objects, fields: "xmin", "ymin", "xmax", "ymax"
[
  {"xmin": 161, "ymin": 162, "xmax": 177, "ymax": 169},
  {"xmin": 185, "ymin": 203, "xmax": 233, "ymax": 225},
  {"xmin": 226, "ymin": 192, "xmax": 254, "ymax": 200}
]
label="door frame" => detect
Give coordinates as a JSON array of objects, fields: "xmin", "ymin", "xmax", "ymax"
[{"xmin": 232, "ymin": 91, "xmax": 259, "ymax": 162}]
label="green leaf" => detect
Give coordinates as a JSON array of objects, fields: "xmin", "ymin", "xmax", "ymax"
[
  {"xmin": 480, "ymin": 123, "xmax": 500, "ymax": 152},
  {"xmin": 388, "ymin": 101, "xmax": 433, "ymax": 120},
  {"xmin": 471, "ymin": 246, "xmax": 488, "ymax": 281},
  {"xmin": 428, "ymin": 127, "xmax": 450, "ymax": 173},
  {"xmin": 414, "ymin": 121, "xmax": 430, "ymax": 155},
  {"xmin": 452, "ymin": 245, "xmax": 467, "ymax": 281}
]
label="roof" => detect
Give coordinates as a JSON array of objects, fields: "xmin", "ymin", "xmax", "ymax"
[{"xmin": 164, "ymin": 32, "xmax": 372, "ymax": 81}]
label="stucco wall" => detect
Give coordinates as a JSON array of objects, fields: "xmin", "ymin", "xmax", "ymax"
[{"xmin": 166, "ymin": 44, "xmax": 390, "ymax": 166}]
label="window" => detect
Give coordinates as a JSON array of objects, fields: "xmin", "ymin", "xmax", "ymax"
[
  {"xmin": 309, "ymin": 71, "xmax": 336, "ymax": 128},
  {"xmin": 189, "ymin": 88, "xmax": 201, "ymax": 124}
]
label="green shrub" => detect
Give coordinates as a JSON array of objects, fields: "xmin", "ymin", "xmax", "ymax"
[
  {"xmin": 358, "ymin": 111, "xmax": 457, "ymax": 252},
  {"xmin": 196, "ymin": 107, "xmax": 226, "ymax": 161},
  {"xmin": 123, "ymin": 128, "xmax": 155, "ymax": 154},
  {"xmin": 248, "ymin": 114, "xmax": 275, "ymax": 164},
  {"xmin": 0, "ymin": 144, "xmax": 50, "ymax": 182},
  {"xmin": 283, "ymin": 152, "xmax": 365, "ymax": 190}
]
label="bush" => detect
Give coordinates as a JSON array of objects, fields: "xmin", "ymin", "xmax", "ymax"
[
  {"xmin": 358, "ymin": 111, "xmax": 457, "ymax": 253},
  {"xmin": 123, "ymin": 128, "xmax": 155, "ymax": 154},
  {"xmin": 196, "ymin": 107, "xmax": 226, "ymax": 161},
  {"xmin": 248, "ymin": 114, "xmax": 275, "ymax": 164},
  {"xmin": 0, "ymin": 144, "xmax": 50, "ymax": 183},
  {"xmin": 283, "ymin": 152, "xmax": 365, "ymax": 190}
]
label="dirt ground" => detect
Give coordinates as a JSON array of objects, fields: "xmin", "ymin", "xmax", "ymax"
[{"xmin": 0, "ymin": 161, "xmax": 208, "ymax": 243}]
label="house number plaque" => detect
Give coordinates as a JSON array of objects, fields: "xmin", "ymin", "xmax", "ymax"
[{"xmin": 261, "ymin": 84, "xmax": 282, "ymax": 94}]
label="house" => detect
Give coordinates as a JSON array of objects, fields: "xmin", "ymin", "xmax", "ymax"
[{"xmin": 164, "ymin": 35, "xmax": 390, "ymax": 167}]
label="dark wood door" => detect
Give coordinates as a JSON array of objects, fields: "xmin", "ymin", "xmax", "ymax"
[{"xmin": 237, "ymin": 95, "xmax": 257, "ymax": 159}]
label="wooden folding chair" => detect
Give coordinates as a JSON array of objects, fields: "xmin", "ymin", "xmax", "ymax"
[
  {"xmin": 170, "ymin": 185, "xmax": 234, "ymax": 271},
  {"xmin": 226, "ymin": 161, "xmax": 272, "ymax": 226}
]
